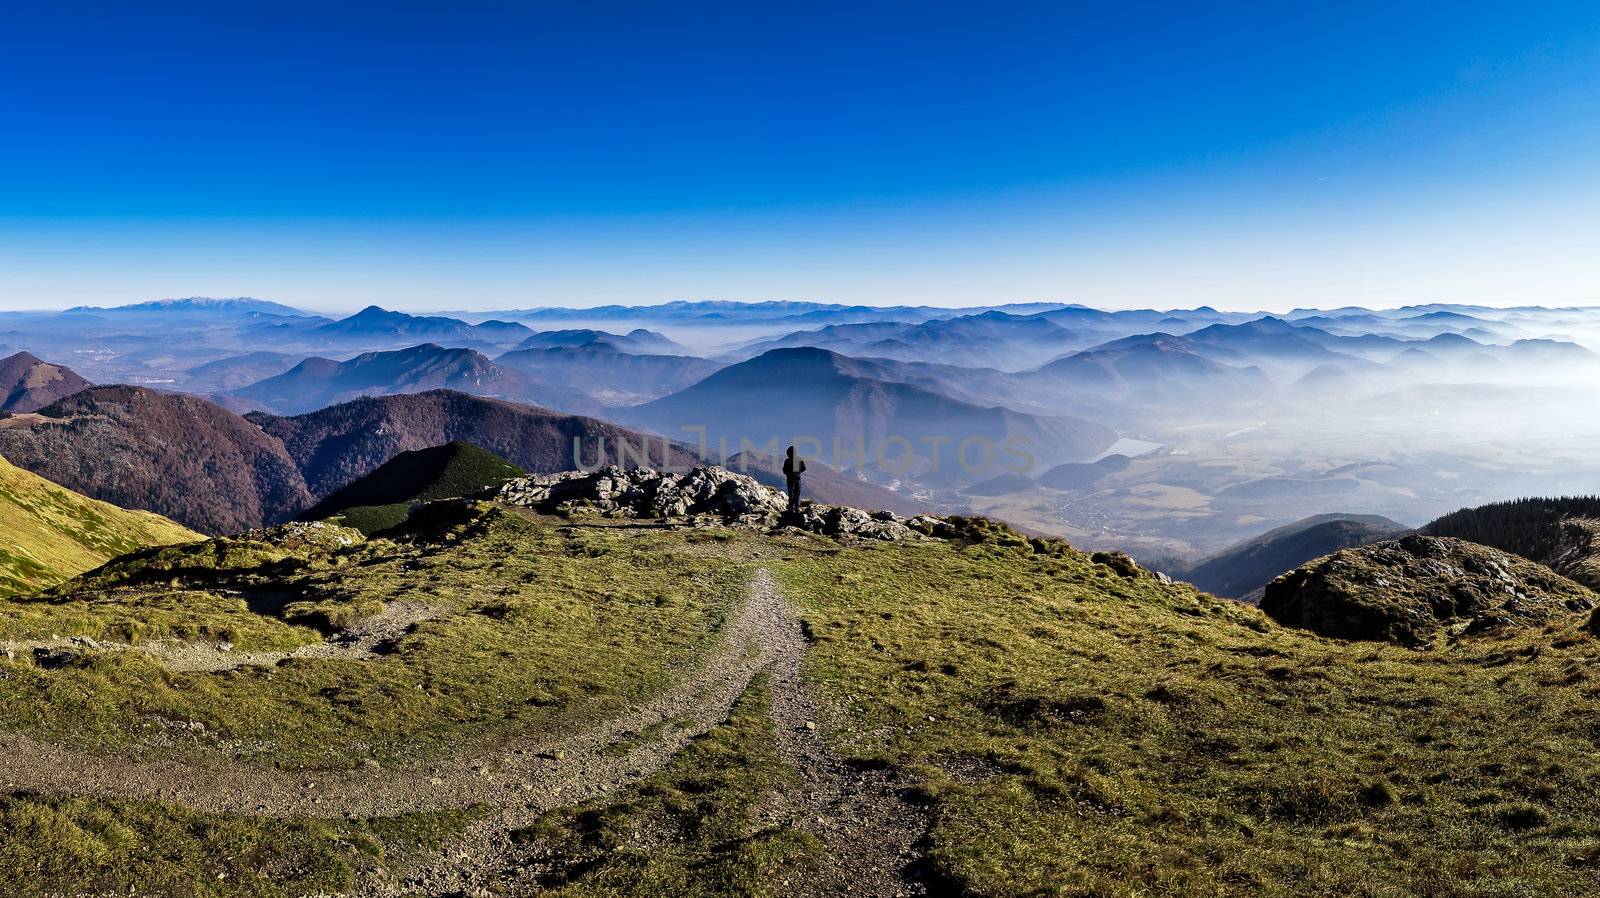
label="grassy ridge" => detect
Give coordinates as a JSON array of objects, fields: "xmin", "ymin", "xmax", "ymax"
[
  {"xmin": 0, "ymin": 506, "xmax": 755, "ymax": 767},
  {"xmin": 769, "ymin": 524, "xmax": 1600, "ymax": 896},
  {"xmin": 0, "ymin": 452, "xmax": 199, "ymax": 597}
]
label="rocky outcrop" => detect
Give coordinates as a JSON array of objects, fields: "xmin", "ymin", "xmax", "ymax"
[
  {"xmin": 487, "ymin": 465, "xmax": 944, "ymax": 541},
  {"xmin": 1261, "ymin": 534, "xmax": 1598, "ymax": 646},
  {"xmin": 242, "ymin": 520, "xmax": 365, "ymax": 552}
]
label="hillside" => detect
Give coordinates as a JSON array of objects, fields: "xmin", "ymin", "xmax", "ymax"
[
  {"xmin": 249, "ymin": 389, "xmax": 699, "ymax": 498},
  {"xmin": 1426, "ymin": 495, "xmax": 1600, "ymax": 590},
  {"xmin": 628, "ymin": 347, "xmax": 1114, "ymax": 484},
  {"xmin": 0, "ymin": 351, "xmax": 92, "ymax": 412},
  {"xmin": 6, "ymin": 492, "xmax": 1600, "ymax": 895},
  {"xmin": 1034, "ymin": 453, "xmax": 1132, "ymax": 489},
  {"xmin": 230, "ymin": 343, "xmax": 601, "ymax": 416},
  {"xmin": 1182, "ymin": 512, "xmax": 1410, "ymax": 600},
  {"xmin": 0, "ymin": 386, "xmax": 312, "ymax": 534},
  {"xmin": 298, "ymin": 441, "xmax": 526, "ymax": 533},
  {"xmin": 183, "ymin": 351, "xmax": 304, "ymax": 391},
  {"xmin": 0, "ymin": 452, "xmax": 198, "ymax": 596}
]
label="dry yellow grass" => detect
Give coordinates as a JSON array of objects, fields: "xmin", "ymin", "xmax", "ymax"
[{"xmin": 0, "ymin": 452, "xmax": 199, "ymax": 597}]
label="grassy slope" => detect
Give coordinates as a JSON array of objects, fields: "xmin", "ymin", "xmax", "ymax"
[
  {"xmin": 769, "ymin": 524, "xmax": 1600, "ymax": 897},
  {"xmin": 8, "ymin": 507, "xmax": 1600, "ymax": 895},
  {"xmin": 0, "ymin": 505, "xmax": 754, "ymax": 767},
  {"xmin": 0, "ymin": 453, "xmax": 199, "ymax": 597}
]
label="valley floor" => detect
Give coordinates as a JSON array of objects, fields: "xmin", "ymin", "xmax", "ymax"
[{"xmin": 3, "ymin": 506, "xmax": 1600, "ymax": 896}]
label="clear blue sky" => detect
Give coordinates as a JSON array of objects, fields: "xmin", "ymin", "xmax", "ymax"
[{"xmin": 3, "ymin": 1, "xmax": 1599, "ymax": 312}]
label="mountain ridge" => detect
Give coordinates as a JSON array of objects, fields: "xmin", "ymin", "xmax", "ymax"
[{"xmin": 0, "ymin": 385, "xmax": 309, "ymax": 534}]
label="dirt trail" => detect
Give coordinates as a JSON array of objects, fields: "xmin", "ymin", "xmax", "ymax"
[
  {"xmin": 385, "ymin": 569, "xmax": 931, "ymax": 897},
  {"xmin": 0, "ymin": 568, "xmax": 931, "ymax": 896},
  {"xmin": 755, "ymin": 569, "xmax": 932, "ymax": 898},
  {"xmin": 0, "ymin": 585, "xmax": 773, "ymax": 822},
  {"xmin": 3, "ymin": 601, "xmax": 439, "ymax": 673}
]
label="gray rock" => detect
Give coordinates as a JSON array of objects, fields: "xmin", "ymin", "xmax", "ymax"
[{"xmin": 486, "ymin": 465, "xmax": 933, "ymax": 541}]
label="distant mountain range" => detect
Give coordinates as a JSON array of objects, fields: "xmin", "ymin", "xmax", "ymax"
[
  {"xmin": 1020, "ymin": 334, "xmax": 1276, "ymax": 409},
  {"xmin": 64, "ymin": 296, "xmax": 312, "ymax": 317},
  {"xmin": 734, "ymin": 311, "xmax": 1099, "ymax": 370},
  {"xmin": 0, "ymin": 360, "xmax": 697, "ymax": 534},
  {"xmin": 313, "ymin": 305, "xmax": 534, "ymax": 347},
  {"xmin": 229, "ymin": 343, "xmax": 603, "ymax": 416},
  {"xmin": 3, "ymin": 299, "xmax": 1598, "ymax": 557},
  {"xmin": 447, "ymin": 299, "xmax": 1078, "ymax": 328},
  {"xmin": 183, "ymin": 351, "xmax": 307, "ymax": 392}
]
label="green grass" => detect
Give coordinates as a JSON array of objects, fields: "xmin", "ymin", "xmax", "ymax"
[
  {"xmin": 12, "ymin": 504, "xmax": 1600, "ymax": 895},
  {"xmin": 768, "ymin": 526, "xmax": 1600, "ymax": 897},
  {"xmin": 0, "ymin": 505, "xmax": 760, "ymax": 768},
  {"xmin": 300, "ymin": 440, "xmax": 527, "ymax": 534},
  {"xmin": 0, "ymin": 792, "xmax": 472, "ymax": 898},
  {"xmin": 514, "ymin": 673, "xmax": 822, "ymax": 897},
  {"xmin": 326, "ymin": 502, "xmax": 413, "ymax": 534},
  {"xmin": 0, "ymin": 452, "xmax": 199, "ymax": 597}
]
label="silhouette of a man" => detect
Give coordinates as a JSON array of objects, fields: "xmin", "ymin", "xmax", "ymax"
[{"xmin": 782, "ymin": 445, "xmax": 806, "ymax": 515}]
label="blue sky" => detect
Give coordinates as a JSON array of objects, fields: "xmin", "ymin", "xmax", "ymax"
[{"xmin": 3, "ymin": 1, "xmax": 1599, "ymax": 312}]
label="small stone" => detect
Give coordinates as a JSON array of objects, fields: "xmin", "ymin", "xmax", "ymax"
[{"xmin": 803, "ymin": 720, "xmax": 817, "ymax": 731}]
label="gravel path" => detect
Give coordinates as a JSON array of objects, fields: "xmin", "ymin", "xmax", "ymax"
[{"xmin": 755, "ymin": 569, "xmax": 932, "ymax": 898}]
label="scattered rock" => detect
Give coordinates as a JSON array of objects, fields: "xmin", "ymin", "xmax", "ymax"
[
  {"xmin": 240, "ymin": 519, "xmax": 365, "ymax": 551},
  {"xmin": 487, "ymin": 466, "xmax": 929, "ymax": 541}
]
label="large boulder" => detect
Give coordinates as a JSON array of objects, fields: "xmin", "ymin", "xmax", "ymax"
[{"xmin": 1261, "ymin": 534, "xmax": 1598, "ymax": 646}]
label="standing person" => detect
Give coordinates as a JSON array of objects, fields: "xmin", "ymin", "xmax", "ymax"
[{"xmin": 782, "ymin": 445, "xmax": 806, "ymax": 515}]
